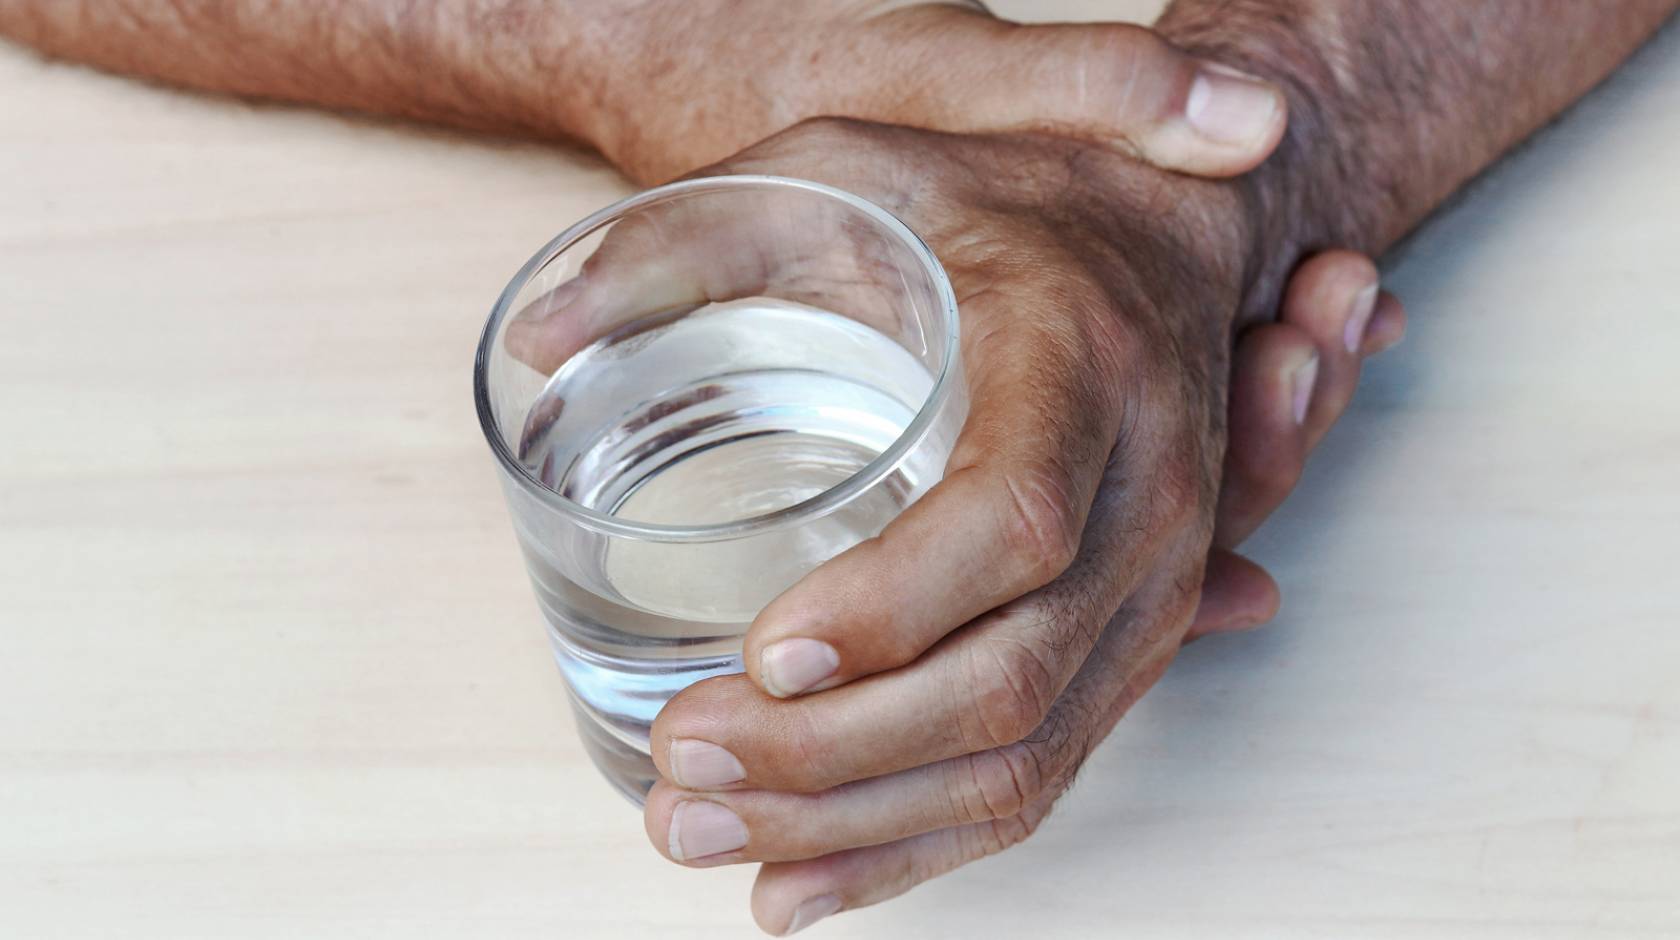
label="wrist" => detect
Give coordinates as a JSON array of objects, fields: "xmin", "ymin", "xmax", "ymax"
[
  {"xmin": 584, "ymin": 2, "xmax": 1007, "ymax": 183},
  {"xmin": 1155, "ymin": 4, "xmax": 1372, "ymax": 327},
  {"xmin": 1070, "ymin": 144, "xmax": 1258, "ymax": 350},
  {"xmin": 1226, "ymin": 67, "xmax": 1360, "ymax": 328},
  {"xmin": 575, "ymin": 4, "xmax": 889, "ymax": 183}
]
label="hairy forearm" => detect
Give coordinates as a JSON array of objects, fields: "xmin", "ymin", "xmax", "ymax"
[
  {"xmin": 1155, "ymin": 0, "xmax": 1679, "ymax": 319},
  {"xmin": 0, "ymin": 1, "xmax": 629, "ymax": 149},
  {"xmin": 0, "ymin": 1, "xmax": 996, "ymax": 182}
]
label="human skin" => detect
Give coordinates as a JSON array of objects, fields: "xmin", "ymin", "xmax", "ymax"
[
  {"xmin": 0, "ymin": 0, "xmax": 1406, "ymax": 635},
  {"xmin": 0, "ymin": 0, "xmax": 1292, "ymax": 183},
  {"xmin": 544, "ymin": 114, "xmax": 1399, "ymax": 934},
  {"xmin": 15, "ymin": 1, "xmax": 1671, "ymax": 936},
  {"xmin": 586, "ymin": 2, "xmax": 1673, "ymax": 934},
  {"xmin": 37, "ymin": 0, "xmax": 1680, "ymax": 935}
]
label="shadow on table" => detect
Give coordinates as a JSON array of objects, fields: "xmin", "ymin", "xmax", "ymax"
[{"xmin": 1007, "ymin": 12, "xmax": 1680, "ymax": 875}]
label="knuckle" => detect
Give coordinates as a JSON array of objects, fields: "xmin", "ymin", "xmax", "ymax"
[
  {"xmin": 783, "ymin": 115, "xmax": 875, "ymax": 149},
  {"xmin": 730, "ymin": 117, "xmax": 882, "ymax": 178},
  {"xmin": 969, "ymin": 799, "xmax": 1052, "ymax": 858},
  {"xmin": 1147, "ymin": 434, "xmax": 1215, "ymax": 537},
  {"xmin": 997, "ymin": 462, "xmax": 1083, "ymax": 583},
  {"xmin": 957, "ymin": 742, "xmax": 1046, "ymax": 824},
  {"xmin": 776, "ymin": 705, "xmax": 835, "ymax": 791},
  {"xmin": 1084, "ymin": 24, "xmax": 1187, "ymax": 120},
  {"xmin": 962, "ymin": 635, "xmax": 1059, "ymax": 749},
  {"xmin": 1013, "ymin": 798, "xmax": 1056, "ymax": 842}
]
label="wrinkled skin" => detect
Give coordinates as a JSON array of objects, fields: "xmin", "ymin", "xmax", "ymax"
[
  {"xmin": 590, "ymin": 0, "xmax": 1286, "ymax": 184},
  {"xmin": 0, "ymin": 0, "xmax": 1400, "ymax": 640},
  {"xmin": 508, "ymin": 117, "xmax": 1404, "ymax": 935}
]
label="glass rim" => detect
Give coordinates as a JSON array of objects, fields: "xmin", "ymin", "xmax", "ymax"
[{"xmin": 472, "ymin": 174, "xmax": 961, "ymax": 544}]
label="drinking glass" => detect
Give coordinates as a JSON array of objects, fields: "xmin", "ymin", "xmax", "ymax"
[{"xmin": 474, "ymin": 176, "xmax": 965, "ymax": 803}]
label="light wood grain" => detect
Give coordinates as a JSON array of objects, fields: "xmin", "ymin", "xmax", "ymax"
[{"xmin": 2, "ymin": 6, "xmax": 1677, "ymax": 938}]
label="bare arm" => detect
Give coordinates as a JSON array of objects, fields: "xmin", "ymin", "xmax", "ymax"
[
  {"xmin": 0, "ymin": 0, "xmax": 1299, "ymax": 184},
  {"xmin": 553, "ymin": 3, "xmax": 1680, "ymax": 929},
  {"xmin": 1152, "ymin": 0, "xmax": 1679, "ymax": 318},
  {"xmin": 0, "ymin": 2, "xmax": 631, "ymax": 156},
  {"xmin": 7, "ymin": 1, "xmax": 1671, "ymax": 279}
]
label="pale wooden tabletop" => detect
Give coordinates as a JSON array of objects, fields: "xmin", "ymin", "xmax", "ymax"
[{"xmin": 2, "ymin": 5, "xmax": 1677, "ymax": 938}]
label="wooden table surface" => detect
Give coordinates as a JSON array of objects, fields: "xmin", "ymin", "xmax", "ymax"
[{"xmin": 3, "ymin": 4, "xmax": 1677, "ymax": 938}]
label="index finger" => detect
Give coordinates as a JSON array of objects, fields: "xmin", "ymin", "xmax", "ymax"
[{"xmin": 741, "ymin": 284, "xmax": 1128, "ymax": 698}]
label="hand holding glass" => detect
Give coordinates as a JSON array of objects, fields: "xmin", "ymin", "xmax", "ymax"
[{"xmin": 474, "ymin": 177, "xmax": 965, "ymax": 801}]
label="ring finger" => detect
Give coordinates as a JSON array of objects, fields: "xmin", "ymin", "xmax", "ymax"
[{"xmin": 646, "ymin": 572, "xmax": 1187, "ymax": 863}]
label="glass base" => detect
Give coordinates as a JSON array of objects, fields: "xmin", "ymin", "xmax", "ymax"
[{"xmin": 563, "ymin": 681, "xmax": 658, "ymax": 807}]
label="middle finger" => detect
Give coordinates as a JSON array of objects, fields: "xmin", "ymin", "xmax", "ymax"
[
  {"xmin": 645, "ymin": 567, "xmax": 1193, "ymax": 865},
  {"xmin": 648, "ymin": 454, "xmax": 1204, "ymax": 794}
]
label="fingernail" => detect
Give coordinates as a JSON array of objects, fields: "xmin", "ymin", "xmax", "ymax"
[
  {"xmin": 667, "ymin": 800, "xmax": 748, "ymax": 861},
  {"xmin": 1343, "ymin": 282, "xmax": 1379, "ymax": 354},
  {"xmin": 783, "ymin": 894, "xmax": 843, "ymax": 935},
  {"xmin": 667, "ymin": 739, "xmax": 745, "ymax": 789},
  {"xmin": 1290, "ymin": 353, "xmax": 1319, "ymax": 426},
  {"xmin": 759, "ymin": 638, "xmax": 840, "ymax": 698},
  {"xmin": 1185, "ymin": 62, "xmax": 1281, "ymax": 146}
]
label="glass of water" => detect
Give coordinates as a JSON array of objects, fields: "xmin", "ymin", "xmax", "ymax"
[{"xmin": 473, "ymin": 176, "xmax": 965, "ymax": 803}]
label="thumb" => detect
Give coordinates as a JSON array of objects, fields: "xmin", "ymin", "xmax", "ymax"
[{"xmin": 862, "ymin": 14, "xmax": 1286, "ymax": 178}]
